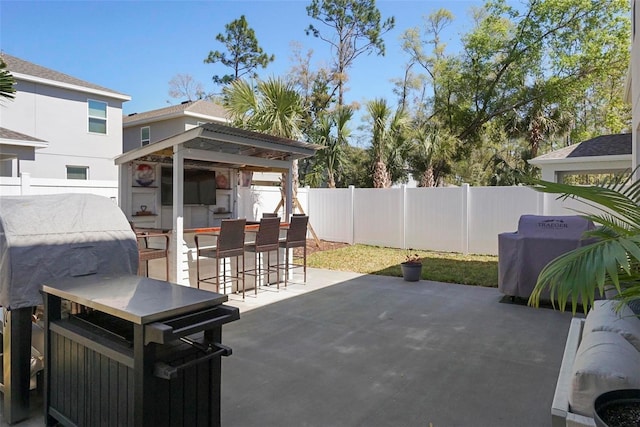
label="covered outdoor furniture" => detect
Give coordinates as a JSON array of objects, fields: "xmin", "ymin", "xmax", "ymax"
[
  {"xmin": 498, "ymin": 215, "xmax": 595, "ymax": 300},
  {"xmin": 279, "ymin": 215, "xmax": 309, "ymax": 287},
  {"xmin": 244, "ymin": 217, "xmax": 281, "ymax": 295},
  {"xmin": 0, "ymin": 193, "xmax": 138, "ymax": 424},
  {"xmin": 195, "ymin": 219, "xmax": 246, "ymax": 297}
]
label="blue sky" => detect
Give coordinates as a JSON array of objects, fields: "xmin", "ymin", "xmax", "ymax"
[{"xmin": 1, "ymin": 0, "xmax": 481, "ymax": 125}]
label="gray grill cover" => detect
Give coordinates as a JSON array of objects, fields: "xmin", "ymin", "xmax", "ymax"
[
  {"xmin": 498, "ymin": 215, "xmax": 595, "ymax": 299},
  {"xmin": 0, "ymin": 194, "xmax": 139, "ymax": 309}
]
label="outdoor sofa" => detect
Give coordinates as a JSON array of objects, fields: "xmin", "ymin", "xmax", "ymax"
[{"xmin": 552, "ymin": 299, "xmax": 640, "ymax": 426}]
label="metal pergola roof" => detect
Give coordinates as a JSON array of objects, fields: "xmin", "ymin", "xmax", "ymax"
[{"xmin": 115, "ymin": 122, "xmax": 321, "ymax": 171}]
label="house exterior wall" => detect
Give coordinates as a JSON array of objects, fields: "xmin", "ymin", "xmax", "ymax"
[
  {"xmin": 632, "ymin": 0, "xmax": 640, "ymax": 172},
  {"xmin": 536, "ymin": 157, "xmax": 632, "ymax": 181},
  {"xmin": 123, "ymin": 117, "xmax": 192, "ymax": 152},
  {"xmin": 2, "ymin": 78, "xmax": 126, "ymax": 180}
]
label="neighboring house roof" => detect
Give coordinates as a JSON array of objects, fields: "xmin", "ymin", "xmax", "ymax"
[
  {"xmin": 0, "ymin": 127, "xmax": 48, "ymax": 148},
  {"xmin": 529, "ymin": 133, "xmax": 632, "ymax": 165},
  {"xmin": 1, "ymin": 53, "xmax": 130, "ymax": 101},
  {"xmin": 123, "ymin": 99, "xmax": 229, "ymax": 127}
]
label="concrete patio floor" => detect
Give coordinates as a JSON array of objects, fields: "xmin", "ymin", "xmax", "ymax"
[
  {"xmin": 220, "ymin": 268, "xmax": 575, "ymax": 426},
  {"xmin": 2, "ymin": 267, "xmax": 576, "ymax": 426}
]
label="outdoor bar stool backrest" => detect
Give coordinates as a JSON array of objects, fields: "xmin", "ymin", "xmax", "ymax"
[
  {"xmin": 283, "ymin": 215, "xmax": 308, "ymax": 247},
  {"xmin": 195, "ymin": 218, "xmax": 246, "ymax": 294},
  {"xmin": 130, "ymin": 222, "xmax": 170, "ymax": 280},
  {"xmin": 216, "ymin": 219, "xmax": 247, "ymax": 257},
  {"xmin": 252, "ymin": 217, "xmax": 281, "ymax": 252}
]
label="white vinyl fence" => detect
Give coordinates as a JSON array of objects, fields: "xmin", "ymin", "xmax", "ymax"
[
  {"xmin": 0, "ymin": 173, "xmax": 118, "ymax": 200},
  {"xmin": 307, "ymin": 184, "xmax": 599, "ymax": 256},
  {"xmin": 0, "ymin": 173, "xmax": 596, "ymax": 257}
]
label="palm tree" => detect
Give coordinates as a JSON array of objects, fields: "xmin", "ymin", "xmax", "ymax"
[
  {"xmin": 223, "ymin": 77, "xmax": 304, "ymax": 139},
  {"xmin": 366, "ymin": 99, "xmax": 409, "ymax": 188},
  {"xmin": 0, "ymin": 57, "xmax": 16, "ymax": 101},
  {"xmin": 223, "ymin": 77, "xmax": 305, "ymax": 203},
  {"xmin": 408, "ymin": 122, "xmax": 454, "ymax": 187},
  {"xmin": 529, "ymin": 172, "xmax": 640, "ymax": 314}
]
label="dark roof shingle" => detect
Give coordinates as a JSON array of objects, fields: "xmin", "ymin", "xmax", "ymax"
[
  {"xmin": 533, "ymin": 133, "xmax": 631, "ymax": 161},
  {"xmin": 1, "ymin": 53, "xmax": 128, "ymax": 97},
  {"xmin": 0, "ymin": 127, "xmax": 46, "ymax": 143}
]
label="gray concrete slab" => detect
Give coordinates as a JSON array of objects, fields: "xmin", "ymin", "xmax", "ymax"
[
  {"xmin": 1, "ymin": 268, "xmax": 575, "ymax": 427},
  {"xmin": 221, "ymin": 269, "xmax": 576, "ymax": 427}
]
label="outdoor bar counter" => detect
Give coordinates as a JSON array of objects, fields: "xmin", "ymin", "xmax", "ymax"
[{"xmin": 161, "ymin": 222, "xmax": 289, "ymax": 292}]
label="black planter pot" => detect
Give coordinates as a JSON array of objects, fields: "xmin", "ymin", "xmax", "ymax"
[
  {"xmin": 401, "ymin": 262, "xmax": 422, "ymax": 282},
  {"xmin": 594, "ymin": 389, "xmax": 640, "ymax": 427}
]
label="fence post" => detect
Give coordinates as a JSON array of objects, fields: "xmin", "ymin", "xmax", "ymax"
[
  {"xmin": 349, "ymin": 185, "xmax": 355, "ymax": 245},
  {"xmin": 537, "ymin": 190, "xmax": 545, "ymax": 215},
  {"xmin": 20, "ymin": 172, "xmax": 30, "ymax": 195},
  {"xmin": 462, "ymin": 183, "xmax": 470, "ymax": 255},
  {"xmin": 401, "ymin": 184, "xmax": 407, "ymax": 249}
]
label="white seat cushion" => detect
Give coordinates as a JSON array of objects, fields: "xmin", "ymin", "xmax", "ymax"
[
  {"xmin": 569, "ymin": 330, "xmax": 640, "ymax": 417},
  {"xmin": 584, "ymin": 300, "xmax": 640, "ymax": 351}
]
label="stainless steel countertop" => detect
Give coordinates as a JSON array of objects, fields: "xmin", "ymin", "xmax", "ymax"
[{"xmin": 42, "ymin": 274, "xmax": 228, "ymax": 324}]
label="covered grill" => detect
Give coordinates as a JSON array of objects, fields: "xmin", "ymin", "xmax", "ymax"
[
  {"xmin": 498, "ymin": 215, "xmax": 595, "ymax": 300},
  {"xmin": 0, "ymin": 193, "xmax": 138, "ymax": 424},
  {"xmin": 0, "ymin": 194, "xmax": 239, "ymax": 426},
  {"xmin": 42, "ymin": 274, "xmax": 238, "ymax": 427}
]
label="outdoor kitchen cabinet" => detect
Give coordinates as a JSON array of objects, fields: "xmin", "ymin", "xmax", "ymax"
[{"xmin": 42, "ymin": 274, "xmax": 239, "ymax": 427}]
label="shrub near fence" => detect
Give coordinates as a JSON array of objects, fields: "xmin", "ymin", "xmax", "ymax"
[{"xmin": 307, "ymin": 184, "xmax": 594, "ymax": 256}]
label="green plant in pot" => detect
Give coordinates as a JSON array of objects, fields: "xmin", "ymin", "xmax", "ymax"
[
  {"xmin": 401, "ymin": 251, "xmax": 423, "ymax": 282},
  {"xmin": 528, "ymin": 172, "xmax": 640, "ymax": 426}
]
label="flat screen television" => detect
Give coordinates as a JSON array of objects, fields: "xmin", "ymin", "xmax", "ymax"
[{"xmin": 161, "ymin": 167, "xmax": 216, "ymax": 206}]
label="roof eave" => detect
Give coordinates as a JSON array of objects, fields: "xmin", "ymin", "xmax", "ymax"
[
  {"xmin": 13, "ymin": 72, "xmax": 131, "ymax": 101},
  {"xmin": 0, "ymin": 139, "xmax": 49, "ymax": 149},
  {"xmin": 184, "ymin": 111, "xmax": 229, "ymax": 123},
  {"xmin": 123, "ymin": 111, "xmax": 229, "ymax": 128},
  {"xmin": 528, "ymin": 154, "xmax": 632, "ymax": 166}
]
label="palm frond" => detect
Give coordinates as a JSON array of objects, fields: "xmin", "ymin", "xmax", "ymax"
[{"xmin": 529, "ymin": 171, "xmax": 640, "ymax": 313}]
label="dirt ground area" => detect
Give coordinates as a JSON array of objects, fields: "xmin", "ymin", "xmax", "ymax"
[{"xmin": 296, "ymin": 239, "xmax": 350, "ymax": 255}]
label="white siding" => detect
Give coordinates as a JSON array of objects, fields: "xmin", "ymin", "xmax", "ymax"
[{"xmin": 3, "ymin": 79, "xmax": 125, "ymax": 181}]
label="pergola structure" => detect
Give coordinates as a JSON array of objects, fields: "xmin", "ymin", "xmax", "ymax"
[{"xmin": 115, "ymin": 122, "xmax": 321, "ymax": 285}]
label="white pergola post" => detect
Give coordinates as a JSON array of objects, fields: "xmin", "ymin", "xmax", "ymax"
[
  {"xmin": 172, "ymin": 146, "xmax": 186, "ymax": 285},
  {"xmin": 286, "ymin": 163, "xmax": 293, "ymax": 218}
]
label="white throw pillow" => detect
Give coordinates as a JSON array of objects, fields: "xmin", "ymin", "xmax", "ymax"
[
  {"xmin": 584, "ymin": 300, "xmax": 640, "ymax": 351},
  {"xmin": 569, "ymin": 330, "xmax": 640, "ymax": 417}
]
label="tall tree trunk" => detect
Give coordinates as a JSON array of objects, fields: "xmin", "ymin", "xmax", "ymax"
[
  {"xmin": 420, "ymin": 167, "xmax": 436, "ymax": 187},
  {"xmin": 327, "ymin": 169, "xmax": 336, "ymax": 188},
  {"xmin": 373, "ymin": 160, "xmax": 389, "ymax": 188}
]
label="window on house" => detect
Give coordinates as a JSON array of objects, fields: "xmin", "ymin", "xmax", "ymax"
[
  {"xmin": 141, "ymin": 126, "xmax": 150, "ymax": 146},
  {"xmin": 67, "ymin": 166, "xmax": 88, "ymax": 180},
  {"xmin": 557, "ymin": 170, "xmax": 630, "ymax": 186},
  {"xmin": 88, "ymin": 99, "xmax": 107, "ymax": 134}
]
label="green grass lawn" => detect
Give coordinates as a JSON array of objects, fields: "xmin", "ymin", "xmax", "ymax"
[{"xmin": 307, "ymin": 244, "xmax": 498, "ymax": 287}]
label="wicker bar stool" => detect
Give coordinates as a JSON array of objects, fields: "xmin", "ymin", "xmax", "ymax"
[
  {"xmin": 195, "ymin": 219, "xmax": 246, "ymax": 298},
  {"xmin": 244, "ymin": 217, "xmax": 281, "ymax": 295},
  {"xmin": 131, "ymin": 223, "xmax": 170, "ymax": 280},
  {"xmin": 279, "ymin": 215, "xmax": 309, "ymax": 286}
]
